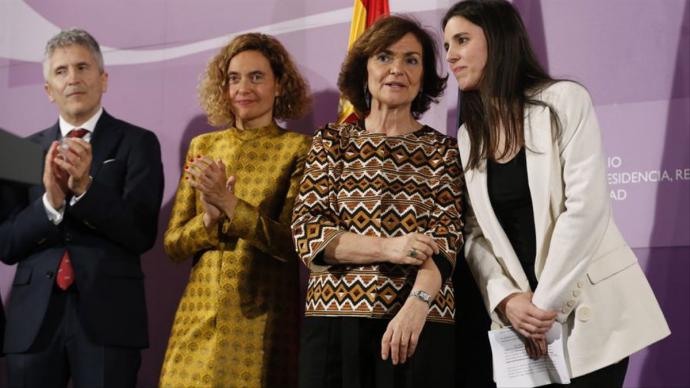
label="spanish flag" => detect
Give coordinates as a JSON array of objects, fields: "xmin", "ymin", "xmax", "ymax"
[{"xmin": 337, "ymin": 0, "xmax": 390, "ymax": 123}]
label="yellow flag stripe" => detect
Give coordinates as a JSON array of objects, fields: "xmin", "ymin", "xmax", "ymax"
[
  {"xmin": 338, "ymin": 0, "xmax": 388, "ymax": 123},
  {"xmin": 348, "ymin": 0, "xmax": 367, "ymax": 49}
]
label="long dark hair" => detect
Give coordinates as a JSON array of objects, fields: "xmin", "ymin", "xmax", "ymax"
[{"xmin": 442, "ymin": 0, "xmax": 558, "ymax": 169}]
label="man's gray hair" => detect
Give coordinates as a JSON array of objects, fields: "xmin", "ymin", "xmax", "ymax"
[{"xmin": 43, "ymin": 28, "xmax": 104, "ymax": 79}]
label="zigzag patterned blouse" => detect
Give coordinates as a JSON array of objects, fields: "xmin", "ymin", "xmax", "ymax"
[{"xmin": 292, "ymin": 122, "xmax": 464, "ymax": 323}]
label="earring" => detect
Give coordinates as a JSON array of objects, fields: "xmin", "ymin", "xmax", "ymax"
[{"xmin": 363, "ymin": 81, "xmax": 371, "ymax": 110}]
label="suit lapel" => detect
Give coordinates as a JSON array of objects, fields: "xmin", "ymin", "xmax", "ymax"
[
  {"xmin": 39, "ymin": 122, "xmax": 61, "ymax": 152},
  {"xmin": 459, "ymin": 128, "xmax": 530, "ymax": 290},
  {"xmin": 524, "ymin": 104, "xmax": 554, "ymax": 277},
  {"xmin": 89, "ymin": 110, "xmax": 124, "ymax": 176},
  {"xmin": 28, "ymin": 123, "xmax": 60, "ymax": 199}
]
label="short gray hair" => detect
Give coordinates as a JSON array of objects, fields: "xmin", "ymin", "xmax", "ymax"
[{"xmin": 43, "ymin": 28, "xmax": 104, "ymax": 79}]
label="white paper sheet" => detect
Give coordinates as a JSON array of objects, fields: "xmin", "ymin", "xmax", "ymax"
[{"xmin": 488, "ymin": 322, "xmax": 571, "ymax": 388}]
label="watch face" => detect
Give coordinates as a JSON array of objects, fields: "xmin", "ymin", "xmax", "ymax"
[{"xmin": 413, "ymin": 290, "xmax": 431, "ymax": 303}]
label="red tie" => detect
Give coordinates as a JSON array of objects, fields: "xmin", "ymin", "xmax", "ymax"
[
  {"xmin": 55, "ymin": 128, "xmax": 89, "ymax": 290},
  {"xmin": 67, "ymin": 128, "xmax": 89, "ymax": 139},
  {"xmin": 56, "ymin": 250, "xmax": 74, "ymax": 290}
]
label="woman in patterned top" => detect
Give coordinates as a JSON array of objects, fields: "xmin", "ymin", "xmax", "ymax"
[
  {"xmin": 292, "ymin": 16, "xmax": 463, "ymax": 388},
  {"xmin": 160, "ymin": 33, "xmax": 312, "ymax": 388}
]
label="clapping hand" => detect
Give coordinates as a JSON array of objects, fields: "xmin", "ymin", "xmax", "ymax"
[
  {"xmin": 54, "ymin": 138, "xmax": 93, "ymax": 196},
  {"xmin": 43, "ymin": 142, "xmax": 69, "ymax": 209},
  {"xmin": 185, "ymin": 156, "xmax": 238, "ymax": 225}
]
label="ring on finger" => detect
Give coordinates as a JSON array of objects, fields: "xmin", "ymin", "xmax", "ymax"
[{"xmin": 408, "ymin": 249, "xmax": 417, "ymax": 258}]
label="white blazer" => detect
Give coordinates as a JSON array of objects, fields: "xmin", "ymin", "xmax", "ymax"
[{"xmin": 459, "ymin": 81, "xmax": 670, "ymax": 377}]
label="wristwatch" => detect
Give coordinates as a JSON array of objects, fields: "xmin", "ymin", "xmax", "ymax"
[{"xmin": 409, "ymin": 290, "xmax": 432, "ymax": 306}]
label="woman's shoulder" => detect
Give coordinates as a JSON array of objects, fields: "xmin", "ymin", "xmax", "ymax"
[
  {"xmin": 188, "ymin": 128, "xmax": 228, "ymax": 146},
  {"xmin": 536, "ymin": 80, "xmax": 592, "ymax": 107},
  {"xmin": 273, "ymin": 128, "xmax": 313, "ymax": 154},
  {"xmin": 276, "ymin": 127, "xmax": 311, "ymax": 142},
  {"xmin": 419, "ymin": 125, "xmax": 458, "ymax": 148}
]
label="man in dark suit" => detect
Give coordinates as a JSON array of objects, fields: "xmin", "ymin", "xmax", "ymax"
[{"xmin": 0, "ymin": 29, "xmax": 164, "ymax": 388}]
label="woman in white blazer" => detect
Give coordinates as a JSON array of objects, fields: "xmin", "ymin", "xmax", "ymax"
[{"xmin": 442, "ymin": 1, "xmax": 670, "ymax": 386}]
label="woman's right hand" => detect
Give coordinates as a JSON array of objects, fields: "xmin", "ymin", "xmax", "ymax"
[
  {"xmin": 201, "ymin": 193, "xmax": 222, "ymax": 229},
  {"xmin": 381, "ymin": 233, "xmax": 440, "ymax": 266},
  {"xmin": 201, "ymin": 176, "xmax": 239, "ymax": 229},
  {"xmin": 498, "ymin": 292, "xmax": 557, "ymax": 339},
  {"xmin": 185, "ymin": 157, "xmax": 225, "ymax": 229}
]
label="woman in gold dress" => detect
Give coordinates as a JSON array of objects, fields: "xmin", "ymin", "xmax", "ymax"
[{"xmin": 159, "ymin": 33, "xmax": 311, "ymax": 388}]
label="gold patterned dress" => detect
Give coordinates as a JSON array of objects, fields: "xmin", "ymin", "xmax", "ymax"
[{"xmin": 159, "ymin": 123, "xmax": 311, "ymax": 388}]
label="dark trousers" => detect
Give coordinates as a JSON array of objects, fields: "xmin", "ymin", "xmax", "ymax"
[
  {"xmin": 5, "ymin": 288, "xmax": 141, "ymax": 388},
  {"xmin": 546, "ymin": 357, "xmax": 629, "ymax": 388},
  {"xmin": 1, "ymin": 297, "xmax": 5, "ymax": 354},
  {"xmin": 299, "ymin": 316, "xmax": 455, "ymax": 388},
  {"xmin": 454, "ymin": 255, "xmax": 495, "ymax": 388}
]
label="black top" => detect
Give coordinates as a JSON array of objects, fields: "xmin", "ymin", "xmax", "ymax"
[{"xmin": 487, "ymin": 148, "xmax": 538, "ymax": 290}]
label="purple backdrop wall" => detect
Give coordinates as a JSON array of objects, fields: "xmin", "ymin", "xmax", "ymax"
[{"xmin": 1, "ymin": 1, "xmax": 688, "ymax": 387}]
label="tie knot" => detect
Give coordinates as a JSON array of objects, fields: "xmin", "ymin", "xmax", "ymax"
[{"xmin": 67, "ymin": 128, "xmax": 89, "ymax": 139}]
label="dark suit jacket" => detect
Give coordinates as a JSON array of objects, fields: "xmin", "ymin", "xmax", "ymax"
[
  {"xmin": 0, "ymin": 297, "xmax": 4, "ymax": 355},
  {"xmin": 2, "ymin": 180, "xmax": 34, "ymax": 358},
  {"xmin": 0, "ymin": 110, "xmax": 164, "ymax": 353}
]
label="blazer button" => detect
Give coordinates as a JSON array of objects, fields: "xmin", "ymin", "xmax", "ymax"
[
  {"xmin": 566, "ymin": 300, "xmax": 575, "ymax": 308},
  {"xmin": 64, "ymin": 233, "xmax": 72, "ymax": 242},
  {"xmin": 576, "ymin": 305, "xmax": 592, "ymax": 322},
  {"xmin": 572, "ymin": 289, "xmax": 581, "ymax": 297},
  {"xmin": 45, "ymin": 271, "xmax": 54, "ymax": 279},
  {"xmin": 577, "ymin": 280, "xmax": 584, "ymax": 288}
]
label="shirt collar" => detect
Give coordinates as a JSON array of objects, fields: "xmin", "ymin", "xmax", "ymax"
[{"xmin": 59, "ymin": 107, "xmax": 104, "ymax": 139}]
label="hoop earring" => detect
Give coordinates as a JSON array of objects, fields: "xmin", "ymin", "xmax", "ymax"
[{"xmin": 363, "ymin": 82, "xmax": 371, "ymax": 110}]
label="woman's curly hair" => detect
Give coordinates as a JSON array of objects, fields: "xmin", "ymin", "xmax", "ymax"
[{"xmin": 199, "ymin": 33, "xmax": 311, "ymax": 128}]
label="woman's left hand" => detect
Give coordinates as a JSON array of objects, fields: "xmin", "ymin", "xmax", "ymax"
[
  {"xmin": 381, "ymin": 296, "xmax": 429, "ymax": 365},
  {"xmin": 186, "ymin": 156, "xmax": 238, "ymax": 217},
  {"xmin": 524, "ymin": 336, "xmax": 548, "ymax": 360}
]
